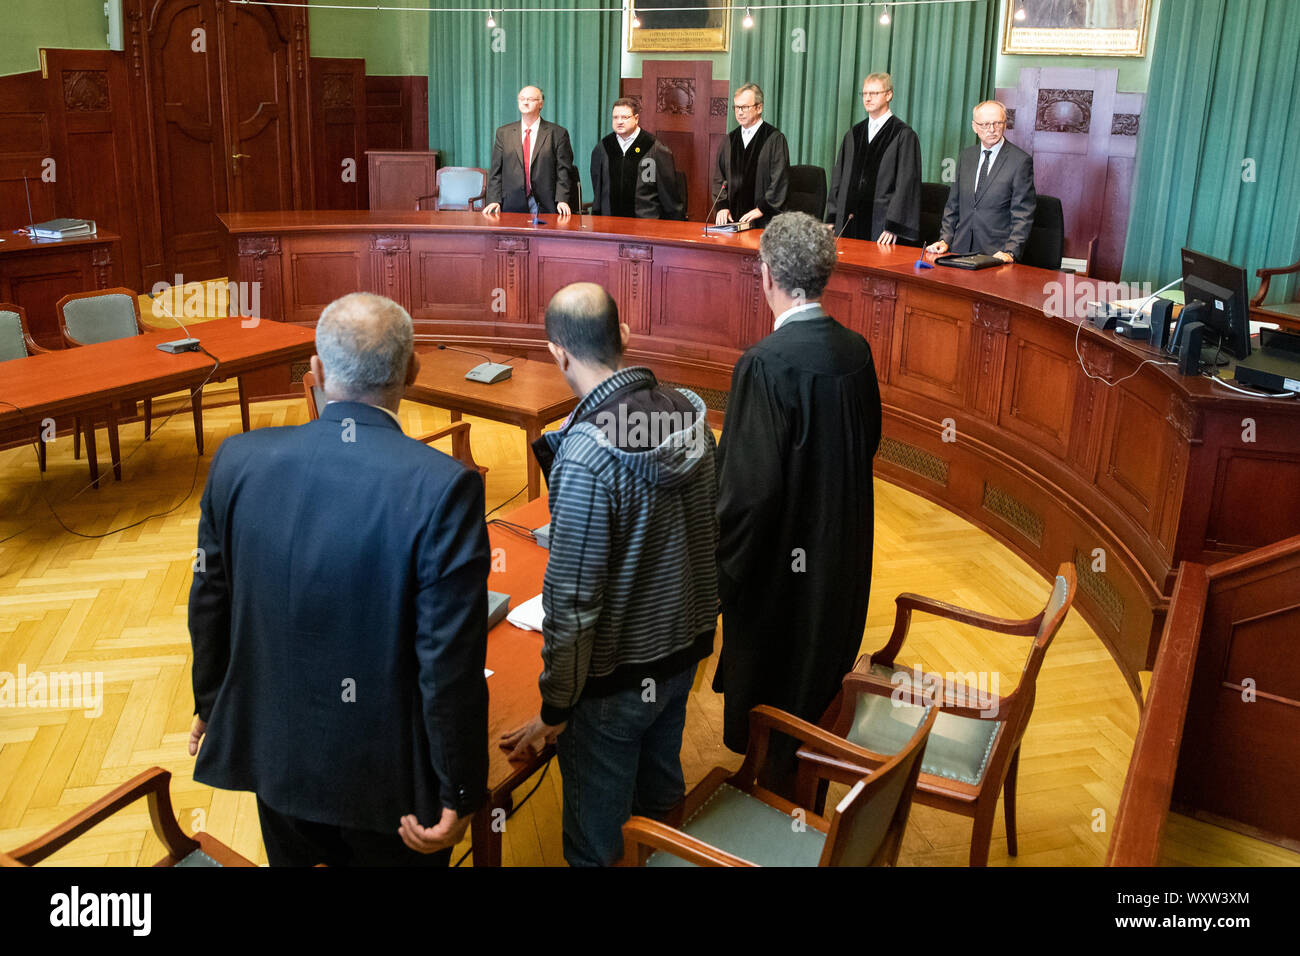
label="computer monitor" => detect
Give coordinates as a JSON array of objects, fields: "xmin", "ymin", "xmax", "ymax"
[{"xmin": 1177, "ymin": 247, "xmax": 1251, "ymax": 360}]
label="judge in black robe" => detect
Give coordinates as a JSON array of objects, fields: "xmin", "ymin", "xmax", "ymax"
[
  {"xmin": 590, "ymin": 116, "xmax": 684, "ymax": 220},
  {"xmin": 714, "ymin": 212, "xmax": 883, "ymax": 797},
  {"xmin": 826, "ymin": 75, "xmax": 922, "ymax": 244},
  {"xmin": 711, "ymin": 84, "xmax": 789, "ymax": 227}
]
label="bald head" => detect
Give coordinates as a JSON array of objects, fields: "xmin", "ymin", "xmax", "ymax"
[
  {"xmin": 545, "ymin": 283, "xmax": 622, "ymax": 369},
  {"xmin": 314, "ymin": 293, "xmax": 414, "ymax": 405}
]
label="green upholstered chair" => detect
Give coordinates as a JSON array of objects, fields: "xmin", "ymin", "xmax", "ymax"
[
  {"xmin": 1, "ymin": 767, "xmax": 256, "ymax": 867},
  {"xmin": 0, "ymin": 303, "xmax": 51, "ymax": 472},
  {"xmin": 802, "ymin": 563, "xmax": 1077, "ymax": 866},
  {"xmin": 620, "ymin": 703, "xmax": 937, "ymax": 867},
  {"xmin": 416, "ymin": 166, "xmax": 487, "ymax": 211},
  {"xmin": 57, "ymin": 287, "xmax": 205, "ymax": 486}
]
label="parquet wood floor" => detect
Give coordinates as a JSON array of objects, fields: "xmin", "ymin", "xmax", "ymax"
[{"xmin": 1, "ymin": 384, "xmax": 1293, "ymax": 867}]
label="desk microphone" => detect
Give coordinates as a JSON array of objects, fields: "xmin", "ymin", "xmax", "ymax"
[
  {"xmin": 702, "ymin": 183, "xmax": 728, "ymax": 234},
  {"xmin": 439, "ymin": 344, "xmax": 513, "ymax": 384},
  {"xmin": 149, "ymin": 291, "xmax": 202, "ymax": 353},
  {"xmin": 832, "ymin": 212, "xmax": 855, "ymax": 255}
]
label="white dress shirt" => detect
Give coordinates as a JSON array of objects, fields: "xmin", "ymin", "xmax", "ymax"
[
  {"xmin": 617, "ymin": 130, "xmax": 638, "ymax": 154},
  {"xmin": 974, "ymin": 137, "xmax": 1004, "ymax": 193},
  {"xmin": 741, "ymin": 118, "xmax": 764, "ymax": 148},
  {"xmin": 521, "ymin": 117, "xmax": 541, "ymax": 151},
  {"xmin": 867, "ymin": 110, "xmax": 893, "ymax": 143}
]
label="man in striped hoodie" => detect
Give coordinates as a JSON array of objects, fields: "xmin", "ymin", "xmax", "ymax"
[{"xmin": 501, "ymin": 282, "xmax": 719, "ymax": 867}]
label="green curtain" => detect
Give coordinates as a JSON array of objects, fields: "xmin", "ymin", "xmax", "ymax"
[
  {"xmin": 1122, "ymin": 0, "xmax": 1300, "ymax": 303},
  {"xmin": 726, "ymin": 0, "xmax": 998, "ymax": 182},
  {"xmin": 427, "ymin": 0, "xmax": 621, "ymax": 192}
]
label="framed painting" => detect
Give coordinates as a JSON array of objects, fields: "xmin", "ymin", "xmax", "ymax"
[
  {"xmin": 1001, "ymin": 0, "xmax": 1151, "ymax": 56},
  {"xmin": 628, "ymin": 0, "xmax": 731, "ymax": 53}
]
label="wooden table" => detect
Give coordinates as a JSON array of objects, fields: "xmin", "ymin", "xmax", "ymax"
[
  {"xmin": 0, "ymin": 317, "xmax": 315, "ymax": 484},
  {"xmin": 476, "ymin": 495, "xmax": 552, "ymax": 867},
  {"xmin": 405, "ymin": 347, "xmax": 577, "ymax": 500}
]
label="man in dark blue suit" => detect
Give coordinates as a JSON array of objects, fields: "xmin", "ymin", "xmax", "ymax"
[
  {"xmin": 927, "ymin": 100, "xmax": 1036, "ymax": 263},
  {"xmin": 188, "ymin": 292, "xmax": 491, "ymax": 866}
]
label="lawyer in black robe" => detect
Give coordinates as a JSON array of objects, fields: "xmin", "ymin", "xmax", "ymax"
[
  {"xmin": 825, "ymin": 114, "xmax": 922, "ymax": 243},
  {"xmin": 590, "ymin": 128, "xmax": 685, "ymax": 220},
  {"xmin": 712, "ymin": 120, "xmax": 790, "ymax": 227},
  {"xmin": 715, "ymin": 214, "xmax": 883, "ymax": 793}
]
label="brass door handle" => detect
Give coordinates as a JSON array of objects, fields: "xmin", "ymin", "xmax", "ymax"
[{"xmin": 232, "ymin": 152, "xmax": 251, "ymax": 174}]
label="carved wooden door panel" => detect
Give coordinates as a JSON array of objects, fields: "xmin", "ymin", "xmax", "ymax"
[
  {"xmin": 146, "ymin": 0, "xmax": 231, "ymax": 280},
  {"xmin": 219, "ymin": 1, "xmax": 295, "ymax": 214}
]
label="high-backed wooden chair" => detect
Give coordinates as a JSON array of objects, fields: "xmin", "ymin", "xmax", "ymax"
[
  {"xmin": 301, "ymin": 370, "xmax": 486, "ymax": 478},
  {"xmin": 802, "ymin": 563, "xmax": 1076, "ymax": 866},
  {"xmin": 0, "ymin": 303, "xmax": 51, "ymax": 472},
  {"xmin": 620, "ymin": 703, "xmax": 937, "ymax": 867},
  {"xmin": 415, "ymin": 166, "xmax": 487, "ymax": 211},
  {"xmin": 1, "ymin": 767, "xmax": 255, "ymax": 867},
  {"xmin": 57, "ymin": 288, "xmax": 205, "ymax": 486},
  {"xmin": 1252, "ymin": 257, "xmax": 1300, "ymax": 309}
]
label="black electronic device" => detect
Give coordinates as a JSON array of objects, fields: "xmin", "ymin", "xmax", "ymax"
[
  {"xmin": 1114, "ymin": 317, "xmax": 1149, "ymax": 340},
  {"xmin": 1233, "ymin": 328, "xmax": 1300, "ymax": 393},
  {"xmin": 487, "ymin": 590, "xmax": 511, "ymax": 628},
  {"xmin": 1148, "ymin": 297, "xmax": 1175, "ymax": 351},
  {"xmin": 1175, "ymin": 304, "xmax": 1207, "ymax": 375},
  {"xmin": 1179, "ymin": 247, "xmax": 1251, "ymax": 360}
]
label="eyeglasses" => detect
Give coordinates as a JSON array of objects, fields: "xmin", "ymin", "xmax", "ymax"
[
  {"xmin": 862, "ymin": 90, "xmax": 890, "ymax": 98},
  {"xmin": 734, "ymin": 103, "xmax": 758, "ymax": 113},
  {"xmin": 973, "ymin": 121, "xmax": 1006, "ymax": 130}
]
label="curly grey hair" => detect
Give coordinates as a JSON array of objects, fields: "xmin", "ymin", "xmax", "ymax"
[
  {"xmin": 758, "ymin": 211, "xmax": 837, "ymax": 300},
  {"xmin": 315, "ymin": 293, "xmax": 414, "ymax": 402}
]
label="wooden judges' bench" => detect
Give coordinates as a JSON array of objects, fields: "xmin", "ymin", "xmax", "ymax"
[{"xmin": 218, "ymin": 211, "xmax": 1300, "ymax": 699}]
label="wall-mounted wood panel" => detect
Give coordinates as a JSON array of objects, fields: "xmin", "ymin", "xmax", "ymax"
[
  {"xmin": 365, "ymin": 76, "xmax": 428, "ymax": 152},
  {"xmin": 310, "ymin": 57, "xmax": 367, "ymax": 210}
]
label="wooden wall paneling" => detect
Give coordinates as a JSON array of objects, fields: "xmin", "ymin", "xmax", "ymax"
[
  {"xmin": 530, "ymin": 238, "xmax": 622, "ymax": 327},
  {"xmin": 618, "ymin": 242, "xmax": 654, "ymax": 335},
  {"xmin": 860, "ymin": 277, "xmax": 897, "ymax": 382},
  {"xmin": 409, "ymin": 232, "xmax": 496, "ymax": 327},
  {"xmin": 367, "ymin": 150, "xmax": 441, "ymax": 210},
  {"xmin": 494, "ymin": 236, "xmax": 530, "ymax": 325},
  {"xmin": 890, "ymin": 284, "xmax": 971, "ymax": 406},
  {"xmin": 999, "ymin": 69, "xmax": 1142, "ymax": 279},
  {"xmin": 310, "ymin": 57, "xmax": 367, "ymax": 210},
  {"xmin": 43, "ymin": 50, "xmax": 145, "ymax": 292},
  {"xmin": 367, "ymin": 232, "xmax": 410, "ymax": 305},
  {"xmin": 0, "ymin": 71, "xmax": 59, "ymax": 230},
  {"xmin": 0, "ymin": 239, "xmax": 122, "ymax": 349},
  {"xmin": 234, "ymin": 234, "xmax": 283, "ymax": 324},
  {"xmin": 365, "ymin": 75, "xmax": 428, "ymax": 152},
  {"xmin": 282, "ymin": 235, "xmax": 365, "ymax": 325},
  {"xmin": 999, "ymin": 311, "xmax": 1081, "ymax": 460},
  {"xmin": 1173, "ymin": 540, "xmax": 1300, "ymax": 847},
  {"xmin": 967, "ymin": 301, "xmax": 1011, "ymax": 421}
]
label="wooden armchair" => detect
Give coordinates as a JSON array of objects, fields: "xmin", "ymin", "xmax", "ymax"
[
  {"xmin": 416, "ymin": 166, "xmax": 487, "ymax": 211},
  {"xmin": 0, "ymin": 303, "xmax": 52, "ymax": 472},
  {"xmin": 57, "ymin": 287, "xmax": 206, "ymax": 487},
  {"xmin": 1, "ymin": 767, "xmax": 254, "ymax": 867},
  {"xmin": 1251, "ymin": 256, "xmax": 1300, "ymax": 307},
  {"xmin": 621, "ymin": 703, "xmax": 937, "ymax": 867},
  {"xmin": 301, "ymin": 370, "xmax": 486, "ymax": 478},
  {"xmin": 801, "ymin": 563, "xmax": 1076, "ymax": 866}
]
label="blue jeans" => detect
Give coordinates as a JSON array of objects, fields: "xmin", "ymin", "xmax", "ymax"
[{"xmin": 556, "ymin": 664, "xmax": 695, "ymax": 867}]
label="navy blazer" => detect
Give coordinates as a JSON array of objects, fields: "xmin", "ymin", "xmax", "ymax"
[
  {"xmin": 940, "ymin": 139, "xmax": 1036, "ymax": 260},
  {"xmin": 189, "ymin": 402, "xmax": 491, "ymax": 832}
]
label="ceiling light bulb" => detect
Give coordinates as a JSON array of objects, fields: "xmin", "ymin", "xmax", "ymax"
[
  {"xmin": 879, "ymin": 7, "xmax": 891, "ymax": 26},
  {"xmin": 743, "ymin": 7, "xmax": 754, "ymax": 28},
  {"xmin": 486, "ymin": 10, "xmax": 495, "ymax": 27}
]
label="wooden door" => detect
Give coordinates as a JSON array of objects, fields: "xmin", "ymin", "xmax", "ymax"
[
  {"xmin": 147, "ymin": 0, "xmax": 231, "ymax": 280},
  {"xmin": 219, "ymin": 1, "xmax": 296, "ymax": 214},
  {"xmin": 310, "ymin": 57, "xmax": 367, "ymax": 210}
]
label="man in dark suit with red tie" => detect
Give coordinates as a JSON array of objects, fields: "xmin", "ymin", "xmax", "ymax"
[
  {"xmin": 927, "ymin": 100, "xmax": 1036, "ymax": 263},
  {"xmin": 483, "ymin": 85, "xmax": 578, "ymax": 218}
]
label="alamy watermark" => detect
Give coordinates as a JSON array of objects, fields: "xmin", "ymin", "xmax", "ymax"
[
  {"xmin": 891, "ymin": 666, "xmax": 1000, "ymax": 718},
  {"xmin": 1042, "ymin": 274, "xmax": 1153, "ymax": 321},
  {"xmin": 150, "ymin": 275, "xmax": 261, "ymax": 327},
  {"xmin": 0, "ymin": 664, "xmax": 104, "ymax": 718},
  {"xmin": 592, "ymin": 406, "xmax": 708, "ymax": 460}
]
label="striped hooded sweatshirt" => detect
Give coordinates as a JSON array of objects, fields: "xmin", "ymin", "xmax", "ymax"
[{"xmin": 531, "ymin": 365, "xmax": 719, "ymax": 725}]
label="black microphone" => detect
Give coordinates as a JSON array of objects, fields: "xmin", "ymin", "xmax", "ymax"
[
  {"xmin": 832, "ymin": 212, "xmax": 855, "ymax": 255},
  {"xmin": 703, "ymin": 182, "xmax": 728, "ymax": 234},
  {"xmin": 438, "ymin": 343, "xmax": 500, "ymax": 365}
]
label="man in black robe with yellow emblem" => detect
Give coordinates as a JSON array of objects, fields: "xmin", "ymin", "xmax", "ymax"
[
  {"xmin": 712, "ymin": 83, "xmax": 789, "ymax": 227},
  {"xmin": 714, "ymin": 212, "xmax": 883, "ymax": 799},
  {"xmin": 590, "ymin": 98, "xmax": 684, "ymax": 220},
  {"xmin": 826, "ymin": 73, "xmax": 921, "ymax": 246}
]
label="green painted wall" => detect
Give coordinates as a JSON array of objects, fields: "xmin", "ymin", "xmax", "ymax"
[
  {"xmin": 994, "ymin": 0, "xmax": 1161, "ymax": 93},
  {"xmin": 309, "ymin": 1, "xmax": 431, "ymax": 76},
  {"xmin": 0, "ymin": 0, "xmax": 107, "ymax": 77}
]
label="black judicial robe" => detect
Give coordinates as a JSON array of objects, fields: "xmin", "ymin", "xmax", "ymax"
[
  {"xmin": 825, "ymin": 115, "xmax": 922, "ymax": 242},
  {"xmin": 592, "ymin": 128, "xmax": 686, "ymax": 219},
  {"xmin": 714, "ymin": 306, "xmax": 882, "ymax": 757},
  {"xmin": 589, "ymin": 129, "xmax": 685, "ymax": 220},
  {"xmin": 711, "ymin": 121, "xmax": 789, "ymax": 226}
]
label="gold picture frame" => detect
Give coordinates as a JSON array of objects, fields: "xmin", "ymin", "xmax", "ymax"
[
  {"xmin": 628, "ymin": 0, "xmax": 731, "ymax": 53},
  {"xmin": 1001, "ymin": 0, "xmax": 1151, "ymax": 57}
]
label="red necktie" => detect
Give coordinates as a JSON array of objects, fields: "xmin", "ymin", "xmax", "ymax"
[{"xmin": 523, "ymin": 127, "xmax": 532, "ymax": 196}]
